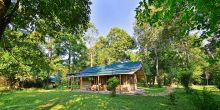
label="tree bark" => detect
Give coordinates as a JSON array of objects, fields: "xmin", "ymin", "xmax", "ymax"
[
  {"xmin": 90, "ymin": 52, "xmax": 93, "ymax": 67},
  {"xmin": 0, "ymin": 0, "xmax": 20, "ymax": 39},
  {"xmin": 154, "ymin": 48, "xmax": 160, "ymax": 87},
  {"xmin": 155, "ymin": 48, "xmax": 159, "ymax": 76},
  {"xmin": 68, "ymin": 41, "xmax": 71, "ymax": 74}
]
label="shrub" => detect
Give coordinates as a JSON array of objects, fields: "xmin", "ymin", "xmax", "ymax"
[
  {"xmin": 157, "ymin": 75, "xmax": 162, "ymax": 88},
  {"xmin": 22, "ymin": 80, "xmax": 44, "ymax": 88},
  {"xmin": 214, "ymin": 72, "xmax": 220, "ymax": 89},
  {"xmin": 190, "ymin": 88, "xmax": 218, "ymax": 110},
  {"xmin": 138, "ymin": 80, "xmax": 146, "ymax": 87},
  {"xmin": 169, "ymin": 92, "xmax": 177, "ymax": 106},
  {"xmin": 107, "ymin": 76, "xmax": 120, "ymax": 97},
  {"xmin": 180, "ymin": 72, "xmax": 192, "ymax": 93}
]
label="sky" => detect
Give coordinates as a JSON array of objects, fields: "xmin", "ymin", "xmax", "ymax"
[{"xmin": 90, "ymin": 0, "xmax": 140, "ymax": 37}]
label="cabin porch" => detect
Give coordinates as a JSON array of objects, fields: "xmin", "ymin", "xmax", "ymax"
[{"xmin": 68, "ymin": 68, "xmax": 145, "ymax": 93}]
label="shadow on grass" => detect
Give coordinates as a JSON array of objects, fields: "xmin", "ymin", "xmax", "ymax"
[
  {"xmin": 1, "ymin": 86, "xmax": 219, "ymax": 110},
  {"xmin": 0, "ymin": 90, "xmax": 172, "ymax": 110}
]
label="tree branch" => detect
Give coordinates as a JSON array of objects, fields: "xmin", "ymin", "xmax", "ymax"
[
  {"xmin": 5, "ymin": 0, "xmax": 20, "ymax": 24},
  {"xmin": 0, "ymin": 0, "xmax": 20, "ymax": 40}
]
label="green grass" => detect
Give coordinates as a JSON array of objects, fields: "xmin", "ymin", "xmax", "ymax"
[
  {"xmin": 191, "ymin": 85, "xmax": 219, "ymax": 91},
  {"xmin": 0, "ymin": 86, "xmax": 219, "ymax": 110}
]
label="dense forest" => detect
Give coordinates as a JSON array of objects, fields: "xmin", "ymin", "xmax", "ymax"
[{"xmin": 0, "ymin": 0, "xmax": 220, "ymax": 92}]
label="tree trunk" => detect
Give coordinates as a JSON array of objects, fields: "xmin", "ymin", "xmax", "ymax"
[
  {"xmin": 0, "ymin": 0, "xmax": 7, "ymax": 39},
  {"xmin": 68, "ymin": 41, "xmax": 71, "ymax": 74},
  {"xmin": 68, "ymin": 48, "xmax": 71, "ymax": 73},
  {"xmin": 154, "ymin": 48, "xmax": 160, "ymax": 87},
  {"xmin": 206, "ymin": 79, "xmax": 208, "ymax": 85},
  {"xmin": 46, "ymin": 46, "xmax": 53, "ymax": 89},
  {"xmin": 152, "ymin": 77, "xmax": 155, "ymax": 86},
  {"xmin": 0, "ymin": 19, "xmax": 7, "ymax": 39},
  {"xmin": 0, "ymin": 0, "xmax": 20, "ymax": 39},
  {"xmin": 155, "ymin": 49, "xmax": 159, "ymax": 76},
  {"xmin": 90, "ymin": 52, "xmax": 93, "ymax": 67},
  {"xmin": 143, "ymin": 49, "xmax": 148, "ymax": 87},
  {"xmin": 163, "ymin": 76, "xmax": 166, "ymax": 86},
  {"xmin": 7, "ymin": 75, "xmax": 16, "ymax": 90}
]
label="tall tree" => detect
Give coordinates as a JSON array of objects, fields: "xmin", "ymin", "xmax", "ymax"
[
  {"xmin": 106, "ymin": 27, "xmax": 135, "ymax": 63},
  {"xmin": 0, "ymin": 31, "xmax": 51, "ymax": 88},
  {"xmin": 55, "ymin": 33, "xmax": 86, "ymax": 74},
  {"xmin": 134, "ymin": 22, "xmax": 164, "ymax": 86},
  {"xmin": 93, "ymin": 36, "xmax": 109, "ymax": 65},
  {"xmin": 85, "ymin": 23, "xmax": 98, "ymax": 67},
  {"xmin": 0, "ymin": 0, "xmax": 91, "ymax": 88}
]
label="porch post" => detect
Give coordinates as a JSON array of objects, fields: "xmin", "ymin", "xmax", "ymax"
[
  {"xmin": 95, "ymin": 76, "xmax": 97, "ymax": 91},
  {"xmin": 105, "ymin": 76, "xmax": 107, "ymax": 91},
  {"xmin": 120, "ymin": 74, "xmax": 121, "ymax": 94},
  {"xmin": 125, "ymin": 74, "xmax": 127, "ymax": 85},
  {"xmin": 134, "ymin": 74, "xmax": 137, "ymax": 90},
  {"xmin": 80, "ymin": 76, "xmax": 83, "ymax": 92}
]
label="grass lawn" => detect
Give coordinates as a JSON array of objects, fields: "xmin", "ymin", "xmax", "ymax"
[{"xmin": 0, "ymin": 86, "xmax": 219, "ymax": 110}]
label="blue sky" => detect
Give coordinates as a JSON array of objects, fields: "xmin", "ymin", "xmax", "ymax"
[{"xmin": 90, "ymin": 0, "xmax": 140, "ymax": 37}]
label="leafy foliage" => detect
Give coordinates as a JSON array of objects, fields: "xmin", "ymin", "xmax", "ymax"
[
  {"xmin": 107, "ymin": 76, "xmax": 120, "ymax": 97},
  {"xmin": 180, "ymin": 71, "xmax": 192, "ymax": 92},
  {"xmin": 0, "ymin": 31, "xmax": 51, "ymax": 88},
  {"xmin": 135, "ymin": 0, "xmax": 220, "ymax": 39},
  {"xmin": 91, "ymin": 27, "xmax": 135, "ymax": 66},
  {"xmin": 134, "ymin": 0, "xmax": 220, "ymax": 90},
  {"xmin": 168, "ymin": 92, "xmax": 177, "ymax": 107},
  {"xmin": 190, "ymin": 88, "xmax": 218, "ymax": 110},
  {"xmin": 0, "ymin": 0, "xmax": 91, "ymax": 89},
  {"xmin": 106, "ymin": 27, "xmax": 135, "ymax": 63}
]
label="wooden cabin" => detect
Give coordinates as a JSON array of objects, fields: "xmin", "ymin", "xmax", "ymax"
[{"xmin": 68, "ymin": 61, "xmax": 146, "ymax": 92}]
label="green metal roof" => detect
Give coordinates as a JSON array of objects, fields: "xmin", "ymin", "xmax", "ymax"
[{"xmin": 78, "ymin": 61, "xmax": 142, "ymax": 76}]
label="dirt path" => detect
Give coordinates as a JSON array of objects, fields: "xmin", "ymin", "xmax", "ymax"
[
  {"xmin": 132, "ymin": 86, "xmax": 175, "ymax": 96},
  {"xmin": 146, "ymin": 86, "xmax": 175, "ymax": 96}
]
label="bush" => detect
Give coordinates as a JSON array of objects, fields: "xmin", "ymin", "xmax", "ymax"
[
  {"xmin": 214, "ymin": 72, "xmax": 220, "ymax": 89},
  {"xmin": 169, "ymin": 92, "xmax": 177, "ymax": 106},
  {"xmin": 180, "ymin": 72, "xmax": 192, "ymax": 93},
  {"xmin": 22, "ymin": 80, "xmax": 44, "ymax": 88},
  {"xmin": 107, "ymin": 76, "xmax": 120, "ymax": 97},
  {"xmin": 157, "ymin": 75, "xmax": 162, "ymax": 88},
  {"xmin": 190, "ymin": 88, "xmax": 218, "ymax": 110},
  {"xmin": 138, "ymin": 80, "xmax": 146, "ymax": 87}
]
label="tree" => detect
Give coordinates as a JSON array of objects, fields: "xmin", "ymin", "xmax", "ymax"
[
  {"xmin": 55, "ymin": 33, "xmax": 87, "ymax": 74},
  {"xmin": 134, "ymin": 22, "xmax": 165, "ymax": 87},
  {"xmin": 135, "ymin": 0, "xmax": 220, "ymax": 40},
  {"xmin": 204, "ymin": 32, "xmax": 220, "ymax": 89},
  {"xmin": 134, "ymin": 0, "xmax": 216, "ymax": 90},
  {"xmin": 92, "ymin": 36, "xmax": 109, "ymax": 65},
  {"xmin": 90, "ymin": 28, "xmax": 135, "ymax": 66},
  {"xmin": 0, "ymin": 0, "xmax": 91, "ymax": 40},
  {"xmin": 0, "ymin": 0, "xmax": 20, "ymax": 38},
  {"xmin": 0, "ymin": 0, "xmax": 91, "ymax": 89},
  {"xmin": 0, "ymin": 31, "xmax": 51, "ymax": 89},
  {"xmin": 106, "ymin": 27, "xmax": 135, "ymax": 63},
  {"xmin": 85, "ymin": 23, "xmax": 98, "ymax": 67}
]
